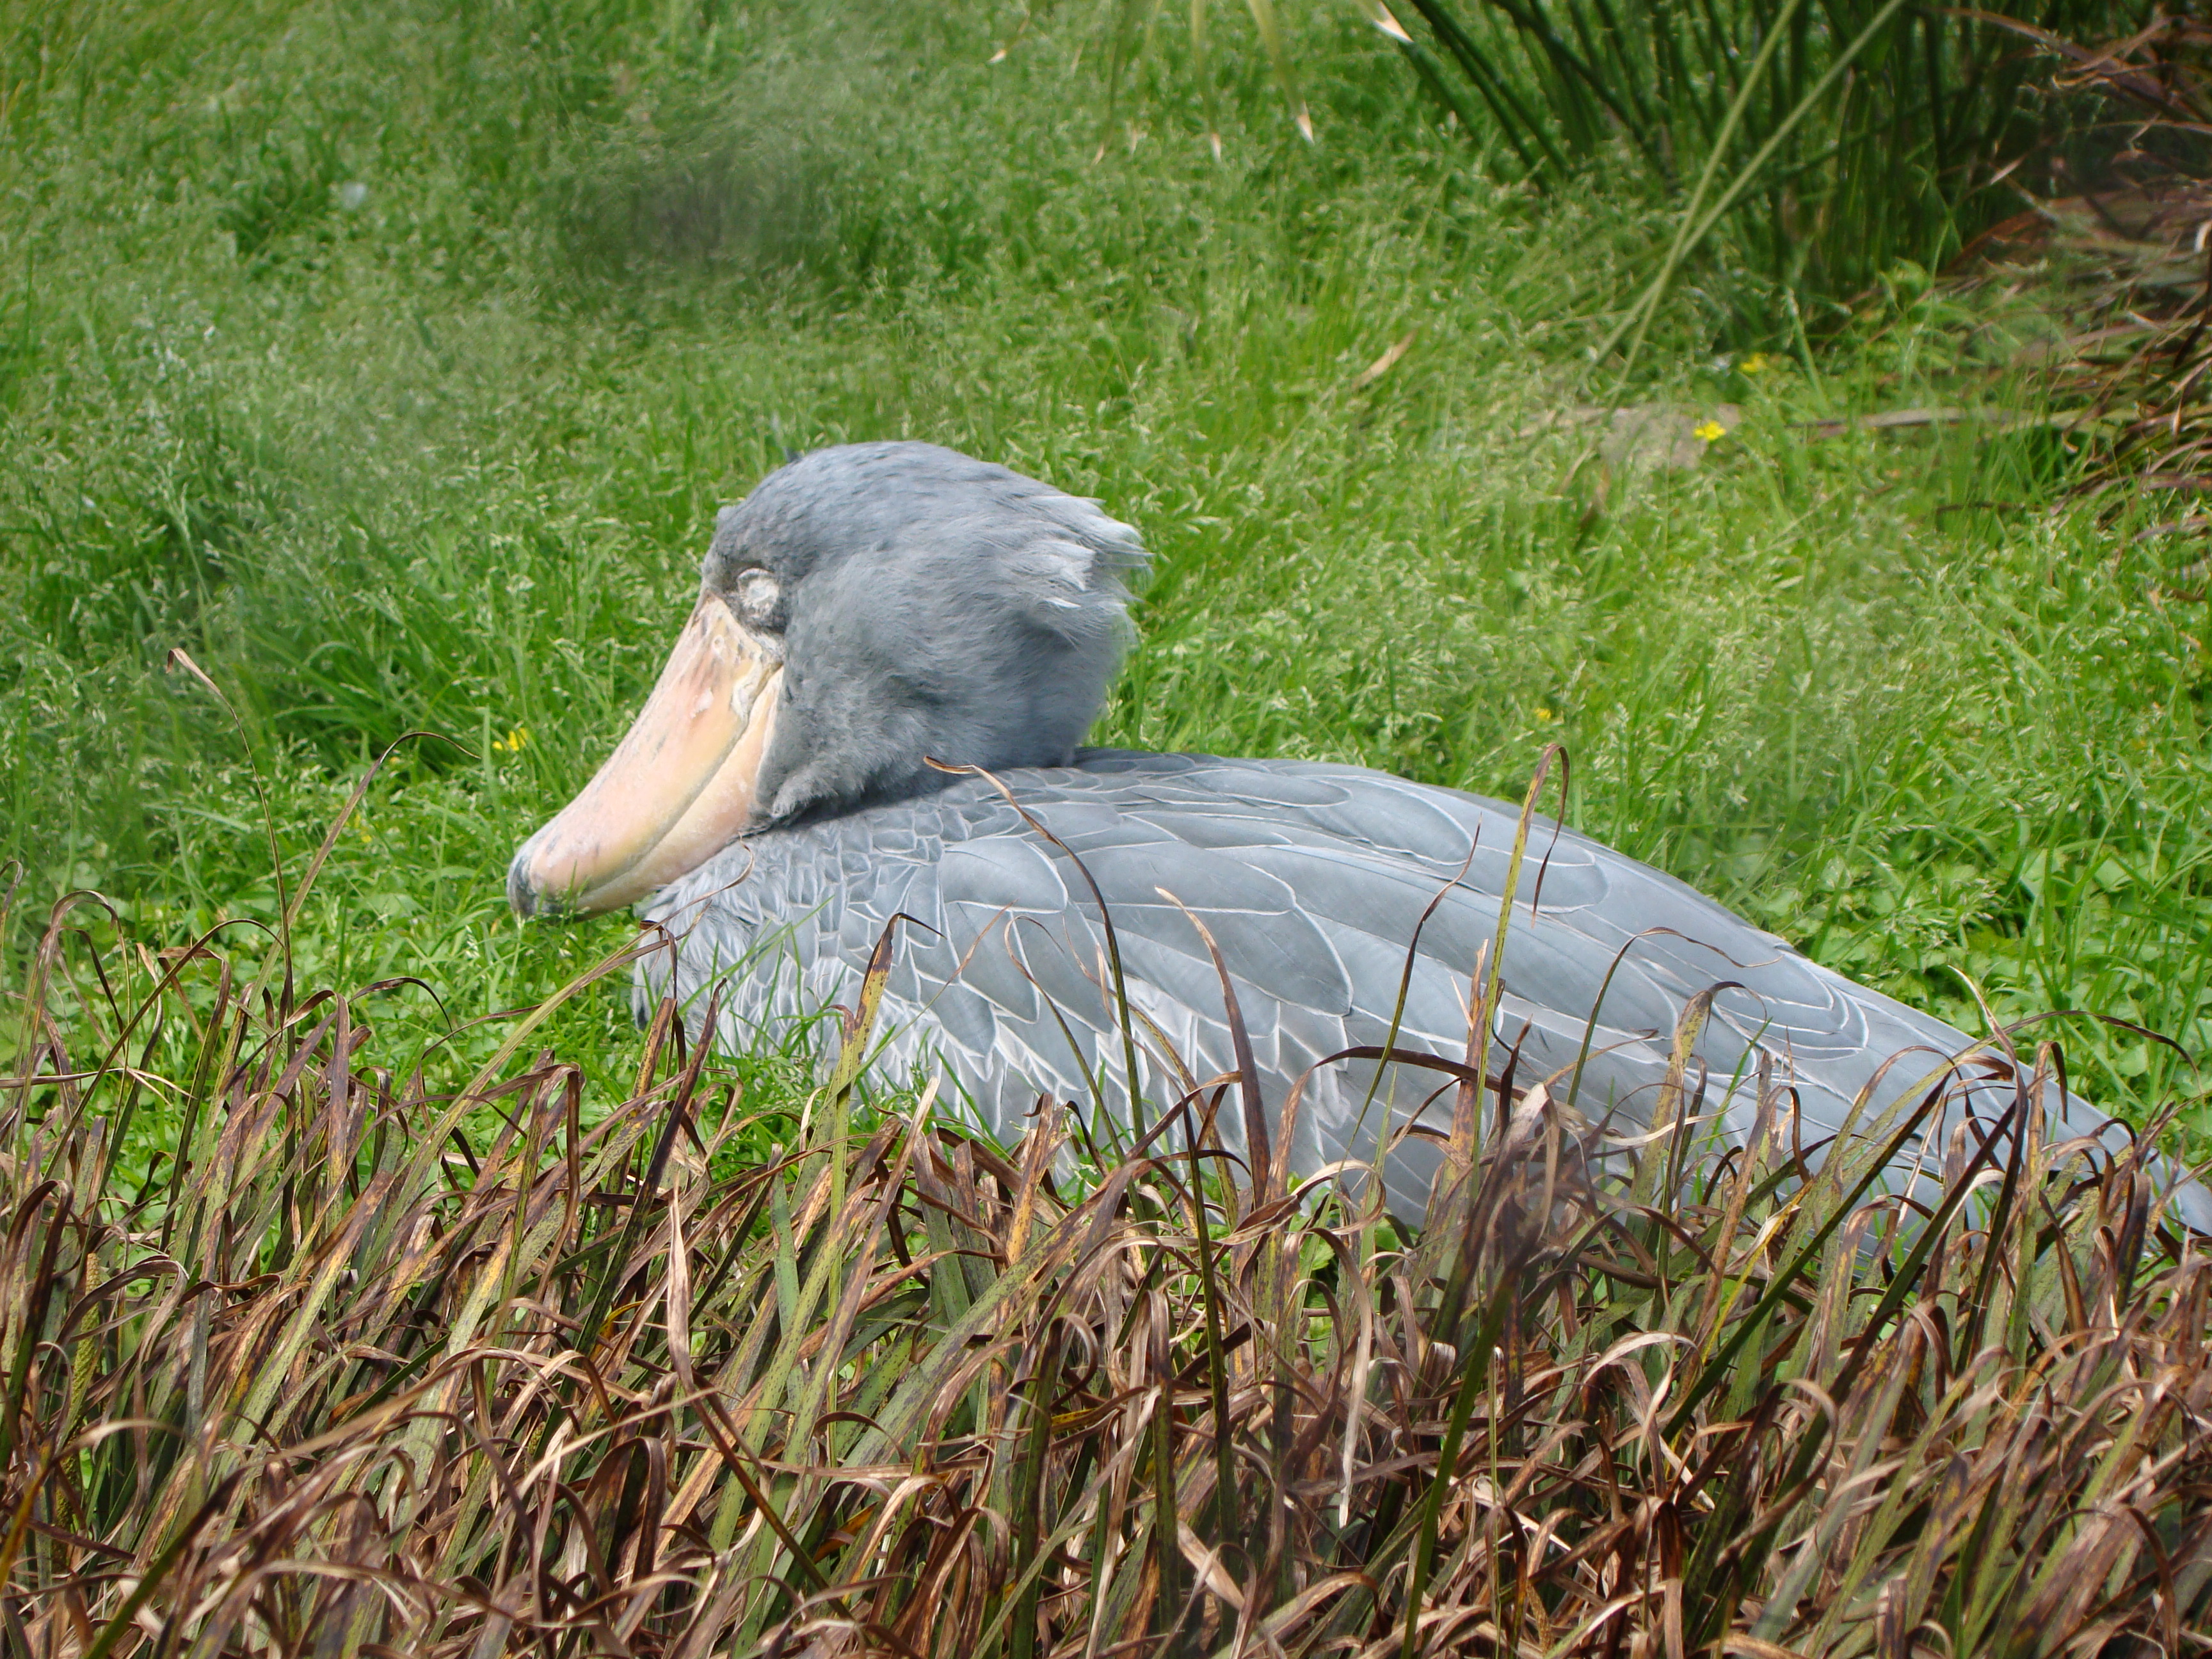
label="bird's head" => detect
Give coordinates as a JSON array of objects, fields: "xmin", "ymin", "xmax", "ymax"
[{"xmin": 506, "ymin": 442, "xmax": 1146, "ymax": 918}]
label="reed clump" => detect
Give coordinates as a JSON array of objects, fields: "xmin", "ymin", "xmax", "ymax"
[
  {"xmin": 1950, "ymin": 13, "xmax": 2212, "ymax": 506},
  {"xmin": 4, "ymin": 858, "xmax": 2211, "ymax": 1658}
]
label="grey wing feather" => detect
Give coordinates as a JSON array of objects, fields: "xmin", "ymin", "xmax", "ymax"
[{"xmin": 643, "ymin": 751, "xmax": 2212, "ymax": 1230}]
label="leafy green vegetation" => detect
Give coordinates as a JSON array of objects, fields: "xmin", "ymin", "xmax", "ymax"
[{"xmin": 1379, "ymin": 0, "xmax": 2124, "ymax": 332}]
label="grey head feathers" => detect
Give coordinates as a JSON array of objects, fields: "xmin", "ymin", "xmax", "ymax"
[{"xmin": 706, "ymin": 442, "xmax": 1148, "ymax": 830}]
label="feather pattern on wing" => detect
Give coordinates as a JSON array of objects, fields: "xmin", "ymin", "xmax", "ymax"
[{"xmin": 641, "ymin": 750, "xmax": 2203, "ymax": 1226}]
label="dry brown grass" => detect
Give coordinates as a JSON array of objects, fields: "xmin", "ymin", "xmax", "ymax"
[{"xmin": 6, "ymin": 781, "xmax": 2212, "ymax": 1658}]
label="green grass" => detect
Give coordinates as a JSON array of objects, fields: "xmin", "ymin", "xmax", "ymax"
[{"xmin": 4, "ymin": 0, "xmax": 2211, "ymax": 1141}]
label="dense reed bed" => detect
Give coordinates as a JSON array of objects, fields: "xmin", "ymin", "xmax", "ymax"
[{"xmin": 6, "ymin": 769, "xmax": 2211, "ymax": 1659}]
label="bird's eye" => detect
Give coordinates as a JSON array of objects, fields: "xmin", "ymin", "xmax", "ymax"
[{"xmin": 732, "ymin": 568, "xmax": 784, "ymax": 630}]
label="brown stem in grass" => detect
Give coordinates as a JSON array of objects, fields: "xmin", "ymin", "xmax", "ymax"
[
  {"xmin": 577, "ymin": 989, "xmax": 715, "ymax": 1363},
  {"xmin": 931, "ymin": 760, "xmax": 1150, "ymax": 1149},
  {"xmin": 164, "ymin": 650, "xmax": 294, "ymax": 1017}
]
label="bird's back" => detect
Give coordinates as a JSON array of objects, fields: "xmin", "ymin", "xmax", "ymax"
[{"xmin": 644, "ymin": 751, "xmax": 2184, "ymax": 1222}]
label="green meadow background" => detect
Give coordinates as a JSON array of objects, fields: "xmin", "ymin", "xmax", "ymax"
[{"xmin": 5, "ymin": 0, "xmax": 2209, "ymax": 1136}]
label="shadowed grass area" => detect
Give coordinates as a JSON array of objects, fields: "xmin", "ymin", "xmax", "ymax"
[{"xmin": 1375, "ymin": 0, "xmax": 2120, "ymax": 335}]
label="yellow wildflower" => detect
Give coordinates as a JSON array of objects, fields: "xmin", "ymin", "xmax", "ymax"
[
  {"xmin": 492, "ymin": 726, "xmax": 531, "ymax": 753},
  {"xmin": 1693, "ymin": 419, "xmax": 1727, "ymax": 444},
  {"xmin": 1740, "ymin": 352, "xmax": 1774, "ymax": 374}
]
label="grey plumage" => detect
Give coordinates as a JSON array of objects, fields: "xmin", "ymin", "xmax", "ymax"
[
  {"xmin": 643, "ymin": 751, "xmax": 2209, "ymax": 1227},
  {"xmin": 549, "ymin": 440, "xmax": 2205, "ymax": 1229},
  {"xmin": 707, "ymin": 442, "xmax": 1146, "ymax": 829}
]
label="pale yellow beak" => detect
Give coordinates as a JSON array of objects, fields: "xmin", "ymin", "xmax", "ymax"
[{"xmin": 507, "ymin": 591, "xmax": 782, "ymax": 918}]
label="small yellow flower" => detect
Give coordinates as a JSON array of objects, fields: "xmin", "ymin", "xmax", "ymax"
[
  {"xmin": 1740, "ymin": 352, "xmax": 1774, "ymax": 374},
  {"xmin": 492, "ymin": 725, "xmax": 531, "ymax": 753},
  {"xmin": 1534, "ymin": 706, "xmax": 1555, "ymax": 723},
  {"xmin": 1693, "ymin": 419, "xmax": 1727, "ymax": 444}
]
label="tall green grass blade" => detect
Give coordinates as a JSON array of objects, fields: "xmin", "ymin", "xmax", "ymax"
[{"xmin": 1243, "ymin": 0, "xmax": 1311, "ymax": 141}]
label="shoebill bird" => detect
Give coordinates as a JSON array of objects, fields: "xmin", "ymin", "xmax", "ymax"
[{"xmin": 507, "ymin": 440, "xmax": 2209, "ymax": 1229}]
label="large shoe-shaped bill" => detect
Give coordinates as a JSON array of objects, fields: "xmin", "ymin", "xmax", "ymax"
[{"xmin": 508, "ymin": 591, "xmax": 782, "ymax": 918}]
